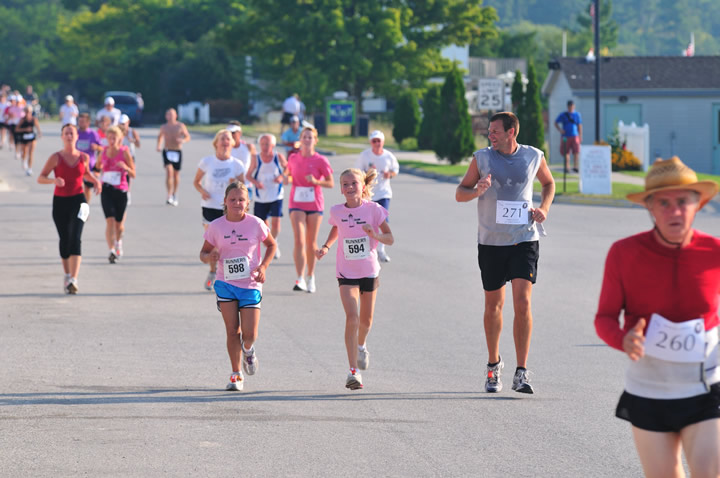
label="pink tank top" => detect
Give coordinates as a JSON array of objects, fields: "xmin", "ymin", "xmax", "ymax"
[{"xmin": 100, "ymin": 146, "xmax": 129, "ymax": 192}]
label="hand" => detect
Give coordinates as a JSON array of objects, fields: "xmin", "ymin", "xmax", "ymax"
[
  {"xmin": 305, "ymin": 174, "xmax": 316, "ymax": 184},
  {"xmin": 476, "ymin": 173, "xmax": 492, "ymax": 197},
  {"xmin": 55, "ymin": 177, "xmax": 66, "ymax": 187},
  {"xmin": 156, "ymin": 146, "xmax": 162, "ymax": 152},
  {"xmin": 383, "ymin": 171, "xmax": 393, "ymax": 179},
  {"xmin": 254, "ymin": 180, "xmax": 265, "ymax": 190},
  {"xmin": 201, "ymin": 189, "xmax": 211, "ymax": 201},
  {"xmin": 118, "ymin": 161, "xmax": 129, "ymax": 172},
  {"xmin": 293, "ymin": 141, "xmax": 300, "ymax": 150},
  {"xmin": 361, "ymin": 224, "xmax": 375, "ymax": 239},
  {"xmin": 274, "ymin": 175, "xmax": 284, "ymax": 184},
  {"xmin": 208, "ymin": 250, "xmax": 220, "ymax": 264},
  {"xmin": 315, "ymin": 247, "xmax": 328, "ymax": 260},
  {"xmin": 253, "ymin": 264, "xmax": 266, "ymax": 283},
  {"xmin": 94, "ymin": 182, "xmax": 102, "ymax": 195},
  {"xmin": 623, "ymin": 318, "xmax": 646, "ymax": 361},
  {"xmin": 530, "ymin": 207, "xmax": 548, "ymax": 223}
]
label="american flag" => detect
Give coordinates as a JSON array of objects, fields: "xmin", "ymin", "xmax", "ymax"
[{"xmin": 683, "ymin": 33, "xmax": 695, "ymax": 57}]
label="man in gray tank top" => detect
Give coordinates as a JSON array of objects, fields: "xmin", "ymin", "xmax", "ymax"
[{"xmin": 455, "ymin": 112, "xmax": 555, "ymax": 394}]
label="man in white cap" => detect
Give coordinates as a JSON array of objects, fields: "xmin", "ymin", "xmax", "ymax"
[
  {"xmin": 59, "ymin": 95, "xmax": 79, "ymax": 126},
  {"xmin": 96, "ymin": 96, "xmax": 121, "ymax": 126},
  {"xmin": 355, "ymin": 130, "xmax": 399, "ymax": 262},
  {"xmin": 227, "ymin": 122, "xmax": 256, "ymax": 198},
  {"xmin": 280, "ymin": 115, "xmax": 301, "ymax": 156}
]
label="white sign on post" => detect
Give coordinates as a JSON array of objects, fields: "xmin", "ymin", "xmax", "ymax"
[
  {"xmin": 477, "ymin": 79, "xmax": 504, "ymax": 111},
  {"xmin": 580, "ymin": 145, "xmax": 612, "ymax": 195}
]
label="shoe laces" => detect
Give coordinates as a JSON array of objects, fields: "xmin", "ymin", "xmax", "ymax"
[
  {"xmin": 486, "ymin": 367, "xmax": 500, "ymax": 385},
  {"xmin": 514, "ymin": 369, "xmax": 531, "ymax": 383}
]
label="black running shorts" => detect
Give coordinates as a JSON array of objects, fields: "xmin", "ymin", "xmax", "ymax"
[{"xmin": 477, "ymin": 241, "xmax": 539, "ymax": 291}]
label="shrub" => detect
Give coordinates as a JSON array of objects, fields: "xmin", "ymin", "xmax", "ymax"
[
  {"xmin": 418, "ymin": 84, "xmax": 441, "ymax": 150},
  {"xmin": 392, "ymin": 90, "xmax": 421, "ymax": 145},
  {"xmin": 400, "ymin": 137, "xmax": 418, "ymax": 151},
  {"xmin": 435, "ymin": 66, "xmax": 475, "ymax": 164},
  {"xmin": 612, "ymin": 150, "xmax": 642, "ymax": 171}
]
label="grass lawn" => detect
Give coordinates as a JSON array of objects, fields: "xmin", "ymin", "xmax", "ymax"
[
  {"xmin": 399, "ymin": 159, "xmax": 644, "ymax": 200},
  {"xmin": 188, "ymin": 121, "xmax": 488, "ymax": 155}
]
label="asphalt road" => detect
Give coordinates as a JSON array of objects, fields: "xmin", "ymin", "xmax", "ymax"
[{"xmin": 1, "ymin": 123, "xmax": 719, "ymax": 477}]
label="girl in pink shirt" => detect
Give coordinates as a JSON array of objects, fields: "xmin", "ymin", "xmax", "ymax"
[
  {"xmin": 200, "ymin": 182, "xmax": 277, "ymax": 391},
  {"xmin": 316, "ymin": 169, "xmax": 394, "ymax": 390},
  {"xmin": 286, "ymin": 126, "xmax": 334, "ymax": 293}
]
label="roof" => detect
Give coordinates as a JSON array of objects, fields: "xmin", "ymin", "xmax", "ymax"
[{"xmin": 549, "ymin": 56, "xmax": 720, "ymax": 90}]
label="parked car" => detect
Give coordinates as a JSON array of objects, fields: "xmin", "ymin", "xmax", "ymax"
[{"xmin": 103, "ymin": 91, "xmax": 142, "ymax": 125}]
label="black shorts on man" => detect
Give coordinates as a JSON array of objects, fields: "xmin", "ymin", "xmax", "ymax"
[
  {"xmin": 477, "ymin": 241, "xmax": 539, "ymax": 291},
  {"xmin": 162, "ymin": 149, "xmax": 182, "ymax": 171}
]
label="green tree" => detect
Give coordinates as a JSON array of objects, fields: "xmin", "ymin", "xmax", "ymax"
[
  {"xmin": 435, "ymin": 66, "xmax": 475, "ymax": 164},
  {"xmin": 575, "ymin": 0, "xmax": 619, "ymax": 53},
  {"xmin": 221, "ymin": 0, "xmax": 498, "ymax": 135},
  {"xmin": 0, "ymin": 0, "xmax": 66, "ymax": 92},
  {"xmin": 511, "ymin": 70, "xmax": 524, "ymax": 113},
  {"xmin": 55, "ymin": 0, "xmax": 248, "ymax": 112},
  {"xmin": 392, "ymin": 90, "xmax": 420, "ymax": 145},
  {"xmin": 417, "ymin": 84, "xmax": 442, "ymax": 150},
  {"xmin": 519, "ymin": 61, "xmax": 545, "ymax": 153}
]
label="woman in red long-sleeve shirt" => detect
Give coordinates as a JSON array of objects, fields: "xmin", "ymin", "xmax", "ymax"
[{"xmin": 595, "ymin": 156, "xmax": 720, "ymax": 478}]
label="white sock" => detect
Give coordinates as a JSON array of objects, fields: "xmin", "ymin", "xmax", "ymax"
[
  {"xmin": 243, "ymin": 345, "xmax": 254, "ymax": 355},
  {"xmin": 358, "ymin": 344, "xmax": 367, "ymax": 352}
]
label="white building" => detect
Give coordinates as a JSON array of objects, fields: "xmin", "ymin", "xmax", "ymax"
[{"xmin": 542, "ymin": 56, "xmax": 720, "ymax": 174}]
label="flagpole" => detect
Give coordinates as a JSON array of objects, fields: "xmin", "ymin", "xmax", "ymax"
[{"xmin": 594, "ymin": 0, "xmax": 600, "ymax": 142}]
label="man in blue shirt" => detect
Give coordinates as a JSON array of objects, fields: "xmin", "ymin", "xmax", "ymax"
[{"xmin": 555, "ymin": 100, "xmax": 582, "ymax": 173}]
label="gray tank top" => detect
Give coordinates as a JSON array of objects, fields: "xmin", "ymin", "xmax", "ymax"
[{"xmin": 475, "ymin": 145, "xmax": 543, "ymax": 246}]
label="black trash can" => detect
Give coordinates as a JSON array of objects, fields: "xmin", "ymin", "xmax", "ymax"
[
  {"xmin": 358, "ymin": 115, "xmax": 369, "ymax": 137},
  {"xmin": 313, "ymin": 113, "xmax": 326, "ymax": 136}
]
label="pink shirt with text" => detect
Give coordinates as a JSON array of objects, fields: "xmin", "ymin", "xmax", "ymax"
[
  {"xmin": 287, "ymin": 152, "xmax": 333, "ymax": 211},
  {"xmin": 329, "ymin": 200, "xmax": 388, "ymax": 279},
  {"xmin": 203, "ymin": 215, "xmax": 270, "ymax": 290}
]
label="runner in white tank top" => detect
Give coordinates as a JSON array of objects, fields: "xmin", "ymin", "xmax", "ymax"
[{"xmin": 248, "ymin": 133, "xmax": 287, "ymax": 259}]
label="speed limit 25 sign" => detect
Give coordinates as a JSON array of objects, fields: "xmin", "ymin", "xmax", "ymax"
[{"xmin": 477, "ymin": 78, "xmax": 504, "ymax": 111}]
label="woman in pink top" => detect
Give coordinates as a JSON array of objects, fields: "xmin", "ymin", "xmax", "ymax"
[
  {"xmin": 200, "ymin": 182, "xmax": 277, "ymax": 391},
  {"xmin": 99, "ymin": 126, "xmax": 135, "ymax": 263},
  {"xmin": 286, "ymin": 126, "xmax": 333, "ymax": 293},
  {"xmin": 316, "ymin": 168, "xmax": 394, "ymax": 390}
]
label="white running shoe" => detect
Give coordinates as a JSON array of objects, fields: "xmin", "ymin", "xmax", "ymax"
[
  {"xmin": 377, "ymin": 250, "xmax": 391, "ymax": 262},
  {"xmin": 306, "ymin": 275, "xmax": 316, "ymax": 293},
  {"xmin": 274, "ymin": 247, "xmax": 281, "ymax": 259},
  {"xmin": 485, "ymin": 358, "xmax": 504, "ymax": 393},
  {"xmin": 66, "ymin": 278, "xmax": 78, "ymax": 295},
  {"xmin": 226, "ymin": 372, "xmax": 244, "ymax": 391},
  {"xmin": 63, "ymin": 274, "xmax": 71, "ymax": 293},
  {"xmin": 166, "ymin": 197, "xmax": 173, "ymax": 205},
  {"xmin": 171, "ymin": 197, "xmax": 179, "ymax": 207},
  {"xmin": 115, "ymin": 240, "xmax": 123, "ymax": 258},
  {"xmin": 293, "ymin": 277, "xmax": 307, "ymax": 291},
  {"xmin": 357, "ymin": 347, "xmax": 370, "ymax": 370},
  {"xmin": 108, "ymin": 250, "xmax": 118, "ymax": 264},
  {"xmin": 242, "ymin": 348, "xmax": 258, "ymax": 376},
  {"xmin": 205, "ymin": 271, "xmax": 216, "ymax": 291},
  {"xmin": 25, "ymin": 168, "xmax": 32, "ymax": 177},
  {"xmin": 345, "ymin": 370, "xmax": 363, "ymax": 390},
  {"xmin": 512, "ymin": 368, "xmax": 534, "ymax": 394}
]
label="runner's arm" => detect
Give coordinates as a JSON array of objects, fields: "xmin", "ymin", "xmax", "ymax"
[
  {"xmin": 199, "ymin": 240, "xmax": 219, "ymax": 264},
  {"xmin": 532, "ymin": 157, "xmax": 555, "ymax": 222},
  {"xmin": 455, "ymin": 158, "xmax": 487, "ymax": 202},
  {"xmin": 254, "ymin": 234, "xmax": 277, "ymax": 283},
  {"xmin": 156, "ymin": 128, "xmax": 164, "ymax": 151},
  {"xmin": 37, "ymin": 154, "xmax": 60, "ymax": 185},
  {"xmin": 193, "ymin": 169, "xmax": 211, "ymax": 200},
  {"xmin": 315, "ymin": 226, "xmax": 338, "ymax": 259},
  {"xmin": 122, "ymin": 149, "xmax": 136, "ymax": 179}
]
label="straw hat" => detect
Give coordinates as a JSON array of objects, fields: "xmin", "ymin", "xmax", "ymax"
[{"xmin": 626, "ymin": 156, "xmax": 718, "ymax": 208}]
